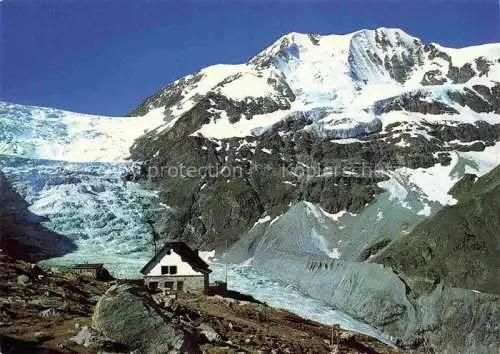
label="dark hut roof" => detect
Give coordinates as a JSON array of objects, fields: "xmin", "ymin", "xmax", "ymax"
[
  {"xmin": 140, "ymin": 242, "xmax": 211, "ymax": 275},
  {"xmin": 72, "ymin": 263, "xmax": 104, "ymax": 270}
]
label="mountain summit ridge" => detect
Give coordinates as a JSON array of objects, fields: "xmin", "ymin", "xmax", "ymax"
[{"xmin": 127, "ymin": 27, "xmax": 499, "ymax": 145}]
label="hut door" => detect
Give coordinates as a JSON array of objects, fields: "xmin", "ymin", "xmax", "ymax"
[{"xmin": 177, "ymin": 281, "xmax": 184, "ymax": 291}]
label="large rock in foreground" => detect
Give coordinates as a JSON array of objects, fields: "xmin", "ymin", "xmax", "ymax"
[{"xmin": 92, "ymin": 284, "xmax": 200, "ymax": 354}]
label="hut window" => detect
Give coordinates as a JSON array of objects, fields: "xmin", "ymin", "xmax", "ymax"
[
  {"xmin": 169, "ymin": 266, "xmax": 177, "ymax": 275},
  {"xmin": 165, "ymin": 281, "xmax": 174, "ymax": 289},
  {"xmin": 161, "ymin": 266, "xmax": 169, "ymax": 275}
]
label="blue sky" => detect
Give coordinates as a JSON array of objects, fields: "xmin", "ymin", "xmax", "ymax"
[{"xmin": 2, "ymin": 0, "xmax": 499, "ymax": 115}]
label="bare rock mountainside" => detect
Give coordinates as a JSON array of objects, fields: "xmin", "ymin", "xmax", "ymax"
[{"xmin": 1, "ymin": 28, "xmax": 500, "ymax": 353}]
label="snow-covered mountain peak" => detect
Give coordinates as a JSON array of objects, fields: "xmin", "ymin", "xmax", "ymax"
[
  {"xmin": 3, "ymin": 28, "xmax": 500, "ymax": 161},
  {"xmin": 250, "ymin": 27, "xmax": 419, "ymax": 65},
  {"xmin": 130, "ymin": 27, "xmax": 499, "ymax": 124}
]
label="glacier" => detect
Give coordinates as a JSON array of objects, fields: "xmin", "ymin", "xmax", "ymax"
[
  {"xmin": 0, "ymin": 101, "xmax": 166, "ymax": 162},
  {"xmin": 208, "ymin": 260, "xmax": 395, "ymax": 346},
  {"xmin": 0, "ymin": 155, "xmax": 161, "ymax": 275}
]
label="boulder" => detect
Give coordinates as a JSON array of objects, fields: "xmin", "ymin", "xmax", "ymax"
[
  {"xmin": 17, "ymin": 274, "xmax": 29, "ymax": 286},
  {"xmin": 198, "ymin": 323, "xmax": 220, "ymax": 343},
  {"xmin": 92, "ymin": 284, "xmax": 200, "ymax": 353},
  {"xmin": 34, "ymin": 331, "xmax": 54, "ymax": 342},
  {"xmin": 70, "ymin": 325, "xmax": 131, "ymax": 352},
  {"xmin": 39, "ymin": 308, "xmax": 57, "ymax": 318},
  {"xmin": 70, "ymin": 326, "xmax": 105, "ymax": 348}
]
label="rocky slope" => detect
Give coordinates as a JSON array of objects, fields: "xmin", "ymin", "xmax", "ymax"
[
  {"xmin": 372, "ymin": 165, "xmax": 500, "ymax": 352},
  {"xmin": 375, "ymin": 165, "xmax": 500, "ymax": 295},
  {"xmin": 224, "ymin": 166, "xmax": 500, "ymax": 353},
  {"xmin": 0, "ymin": 253, "xmax": 396, "ymax": 353}
]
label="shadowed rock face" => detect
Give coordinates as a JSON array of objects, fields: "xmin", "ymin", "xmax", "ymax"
[
  {"xmin": 374, "ymin": 165, "xmax": 500, "ymax": 295},
  {"xmin": 376, "ymin": 83, "xmax": 500, "ymax": 115},
  {"xmin": 447, "ymin": 63, "xmax": 477, "ymax": 84},
  {"xmin": 449, "ymin": 84, "xmax": 500, "ymax": 114},
  {"xmin": 368, "ymin": 165, "xmax": 500, "ymax": 352},
  {"xmin": 421, "ymin": 69, "xmax": 447, "ymax": 85},
  {"xmin": 376, "ymin": 91, "xmax": 459, "ymax": 115},
  {"xmin": 420, "ymin": 43, "xmax": 494, "ymax": 86},
  {"xmin": 0, "ymin": 170, "xmax": 76, "ymax": 261},
  {"xmin": 126, "ymin": 72, "xmax": 205, "ymax": 117}
]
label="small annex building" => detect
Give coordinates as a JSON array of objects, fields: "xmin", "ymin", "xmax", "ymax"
[
  {"xmin": 140, "ymin": 242, "xmax": 211, "ymax": 293},
  {"xmin": 70, "ymin": 263, "xmax": 112, "ymax": 280}
]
